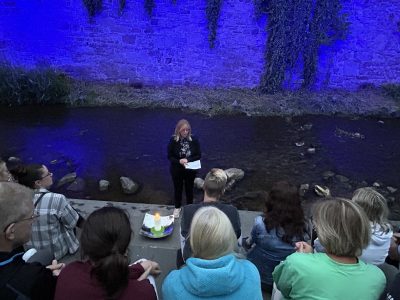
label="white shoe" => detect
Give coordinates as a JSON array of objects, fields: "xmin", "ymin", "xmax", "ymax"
[{"xmin": 173, "ymin": 208, "xmax": 181, "ymax": 219}]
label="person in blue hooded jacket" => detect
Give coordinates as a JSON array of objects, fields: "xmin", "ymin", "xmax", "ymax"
[{"xmin": 162, "ymin": 206, "xmax": 262, "ymax": 300}]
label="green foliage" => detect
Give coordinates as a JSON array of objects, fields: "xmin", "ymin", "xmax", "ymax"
[
  {"xmin": 0, "ymin": 64, "xmax": 71, "ymax": 105},
  {"xmin": 206, "ymin": 0, "xmax": 222, "ymax": 48},
  {"xmin": 83, "ymin": 0, "xmax": 102, "ymax": 17},
  {"xmin": 145, "ymin": 0, "xmax": 155, "ymax": 16},
  {"xmin": 382, "ymin": 84, "xmax": 400, "ymax": 102},
  {"xmin": 257, "ymin": 0, "xmax": 349, "ymax": 93}
]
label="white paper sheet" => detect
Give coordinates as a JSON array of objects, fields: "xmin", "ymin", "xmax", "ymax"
[{"xmin": 185, "ymin": 160, "xmax": 201, "ymax": 170}]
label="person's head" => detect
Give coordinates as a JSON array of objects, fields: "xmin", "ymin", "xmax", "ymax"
[
  {"xmin": 203, "ymin": 168, "xmax": 227, "ymax": 200},
  {"xmin": 0, "ymin": 182, "xmax": 35, "ymax": 250},
  {"xmin": 312, "ymin": 198, "xmax": 371, "ymax": 257},
  {"xmin": 12, "ymin": 164, "xmax": 53, "ymax": 189},
  {"xmin": 0, "ymin": 160, "xmax": 14, "ymax": 182},
  {"xmin": 264, "ymin": 181, "xmax": 305, "ymax": 243},
  {"xmin": 190, "ymin": 206, "xmax": 237, "ymax": 260},
  {"xmin": 352, "ymin": 187, "xmax": 391, "ymax": 233},
  {"xmin": 173, "ymin": 119, "xmax": 192, "ymax": 141},
  {"xmin": 80, "ymin": 206, "xmax": 132, "ymax": 299}
]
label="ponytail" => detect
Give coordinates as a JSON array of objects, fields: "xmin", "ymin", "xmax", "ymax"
[{"xmin": 92, "ymin": 252, "xmax": 129, "ymax": 299}]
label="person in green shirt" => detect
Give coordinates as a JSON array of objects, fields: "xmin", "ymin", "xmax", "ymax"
[{"xmin": 273, "ymin": 198, "xmax": 386, "ymax": 300}]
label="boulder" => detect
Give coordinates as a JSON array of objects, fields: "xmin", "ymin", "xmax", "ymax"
[
  {"xmin": 120, "ymin": 177, "xmax": 139, "ymax": 194},
  {"xmin": 224, "ymin": 168, "xmax": 244, "ymax": 181},
  {"xmin": 387, "ymin": 186, "xmax": 398, "ymax": 194},
  {"xmin": 57, "ymin": 172, "xmax": 77, "ymax": 187},
  {"xmin": 99, "ymin": 180, "xmax": 110, "ymax": 192},
  {"xmin": 224, "ymin": 168, "xmax": 245, "ymax": 191},
  {"xmin": 194, "ymin": 177, "xmax": 204, "ymax": 189},
  {"xmin": 335, "ymin": 174, "xmax": 349, "ymax": 183}
]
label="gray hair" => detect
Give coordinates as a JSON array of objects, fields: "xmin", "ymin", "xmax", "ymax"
[
  {"xmin": 0, "ymin": 182, "xmax": 34, "ymax": 231},
  {"xmin": 190, "ymin": 206, "xmax": 237, "ymax": 260},
  {"xmin": 203, "ymin": 168, "xmax": 227, "ymax": 199},
  {"xmin": 352, "ymin": 187, "xmax": 391, "ymax": 233},
  {"xmin": 312, "ymin": 198, "xmax": 371, "ymax": 257}
]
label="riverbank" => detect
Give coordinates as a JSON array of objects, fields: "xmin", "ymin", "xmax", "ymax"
[{"xmin": 70, "ymin": 81, "xmax": 400, "ymax": 117}]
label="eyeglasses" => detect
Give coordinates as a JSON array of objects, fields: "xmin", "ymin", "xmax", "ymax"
[
  {"xmin": 3, "ymin": 213, "xmax": 40, "ymax": 232},
  {"xmin": 41, "ymin": 172, "xmax": 53, "ymax": 179}
]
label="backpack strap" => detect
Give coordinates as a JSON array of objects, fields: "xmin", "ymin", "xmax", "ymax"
[{"xmin": 34, "ymin": 192, "xmax": 48, "ymax": 208}]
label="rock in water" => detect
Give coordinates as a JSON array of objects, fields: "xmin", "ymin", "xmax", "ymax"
[
  {"xmin": 57, "ymin": 172, "xmax": 77, "ymax": 187},
  {"xmin": 224, "ymin": 168, "xmax": 244, "ymax": 181},
  {"xmin": 120, "ymin": 177, "xmax": 139, "ymax": 194},
  {"xmin": 194, "ymin": 178, "xmax": 204, "ymax": 189},
  {"xmin": 99, "ymin": 180, "xmax": 110, "ymax": 192}
]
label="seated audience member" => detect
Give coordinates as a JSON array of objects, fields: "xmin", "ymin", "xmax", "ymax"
[
  {"xmin": 163, "ymin": 206, "xmax": 262, "ymax": 299},
  {"xmin": 180, "ymin": 168, "xmax": 241, "ymax": 262},
  {"xmin": 245, "ymin": 181, "xmax": 310, "ymax": 292},
  {"xmin": 12, "ymin": 163, "xmax": 80, "ymax": 260},
  {"xmin": 0, "ymin": 182, "xmax": 64, "ymax": 300},
  {"xmin": 55, "ymin": 206, "xmax": 160, "ymax": 300},
  {"xmin": 0, "ymin": 159, "xmax": 14, "ymax": 182},
  {"xmin": 314, "ymin": 187, "xmax": 393, "ymax": 265},
  {"xmin": 273, "ymin": 198, "xmax": 386, "ymax": 300},
  {"xmin": 352, "ymin": 187, "xmax": 393, "ymax": 265},
  {"xmin": 382, "ymin": 272, "xmax": 400, "ymax": 300}
]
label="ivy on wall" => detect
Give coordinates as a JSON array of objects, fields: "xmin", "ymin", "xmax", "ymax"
[
  {"xmin": 206, "ymin": 0, "xmax": 222, "ymax": 48},
  {"xmin": 83, "ymin": 0, "xmax": 102, "ymax": 17},
  {"xmin": 144, "ymin": 0, "xmax": 155, "ymax": 16},
  {"xmin": 257, "ymin": 0, "xmax": 349, "ymax": 93}
]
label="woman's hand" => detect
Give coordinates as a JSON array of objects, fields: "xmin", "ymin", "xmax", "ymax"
[
  {"xmin": 46, "ymin": 259, "xmax": 65, "ymax": 276},
  {"xmin": 295, "ymin": 241, "xmax": 313, "ymax": 253},
  {"xmin": 138, "ymin": 260, "xmax": 162, "ymax": 280},
  {"xmin": 179, "ymin": 158, "xmax": 188, "ymax": 166}
]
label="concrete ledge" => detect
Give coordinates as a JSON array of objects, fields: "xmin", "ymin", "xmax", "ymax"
[{"xmin": 65, "ymin": 199, "xmax": 262, "ymax": 295}]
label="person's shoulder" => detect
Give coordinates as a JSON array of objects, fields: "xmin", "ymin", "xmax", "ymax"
[
  {"xmin": 214, "ymin": 202, "xmax": 239, "ymax": 214},
  {"xmin": 183, "ymin": 203, "xmax": 202, "ymax": 214},
  {"xmin": 360, "ymin": 260, "xmax": 387, "ymax": 280}
]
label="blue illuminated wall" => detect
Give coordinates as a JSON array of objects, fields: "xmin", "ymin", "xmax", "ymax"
[{"xmin": 0, "ymin": 0, "xmax": 399, "ymax": 89}]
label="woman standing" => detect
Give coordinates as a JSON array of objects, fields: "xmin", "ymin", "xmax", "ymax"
[{"xmin": 168, "ymin": 119, "xmax": 201, "ymax": 218}]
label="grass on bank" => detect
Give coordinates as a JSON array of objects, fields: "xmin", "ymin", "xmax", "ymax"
[{"xmin": 0, "ymin": 64, "xmax": 399, "ymax": 117}]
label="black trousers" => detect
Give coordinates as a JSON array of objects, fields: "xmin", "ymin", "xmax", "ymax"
[{"xmin": 170, "ymin": 165, "xmax": 196, "ymax": 208}]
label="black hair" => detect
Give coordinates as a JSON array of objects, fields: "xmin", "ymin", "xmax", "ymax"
[{"xmin": 10, "ymin": 163, "xmax": 44, "ymax": 188}]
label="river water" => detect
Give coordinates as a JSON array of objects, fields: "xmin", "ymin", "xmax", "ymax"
[{"xmin": 1, "ymin": 106, "xmax": 399, "ymax": 216}]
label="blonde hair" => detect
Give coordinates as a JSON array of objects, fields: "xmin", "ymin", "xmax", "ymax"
[
  {"xmin": 313, "ymin": 198, "xmax": 371, "ymax": 257},
  {"xmin": 352, "ymin": 187, "xmax": 391, "ymax": 233},
  {"xmin": 173, "ymin": 119, "xmax": 192, "ymax": 142},
  {"xmin": 0, "ymin": 182, "xmax": 34, "ymax": 231},
  {"xmin": 203, "ymin": 168, "xmax": 227, "ymax": 198},
  {"xmin": 190, "ymin": 206, "xmax": 237, "ymax": 259}
]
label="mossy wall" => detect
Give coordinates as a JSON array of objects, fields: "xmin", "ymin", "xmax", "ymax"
[{"xmin": 0, "ymin": 0, "xmax": 399, "ymax": 89}]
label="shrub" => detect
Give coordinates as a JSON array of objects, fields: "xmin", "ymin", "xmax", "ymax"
[{"xmin": 0, "ymin": 64, "xmax": 71, "ymax": 105}]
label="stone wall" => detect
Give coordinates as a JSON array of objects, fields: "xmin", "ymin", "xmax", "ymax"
[{"xmin": 0, "ymin": 0, "xmax": 399, "ymax": 89}]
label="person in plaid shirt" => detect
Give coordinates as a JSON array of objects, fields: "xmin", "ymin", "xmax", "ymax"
[{"xmin": 12, "ymin": 163, "xmax": 79, "ymax": 260}]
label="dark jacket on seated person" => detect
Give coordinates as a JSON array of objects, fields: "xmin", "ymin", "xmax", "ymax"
[
  {"xmin": 181, "ymin": 201, "xmax": 241, "ymax": 261},
  {"xmin": 0, "ymin": 247, "xmax": 56, "ymax": 300}
]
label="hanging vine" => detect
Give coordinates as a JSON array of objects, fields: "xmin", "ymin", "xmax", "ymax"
[
  {"xmin": 257, "ymin": 0, "xmax": 349, "ymax": 93},
  {"xmin": 83, "ymin": 0, "xmax": 102, "ymax": 17},
  {"xmin": 119, "ymin": 0, "xmax": 126, "ymax": 15},
  {"xmin": 206, "ymin": 0, "xmax": 223, "ymax": 48},
  {"xmin": 145, "ymin": 0, "xmax": 155, "ymax": 17}
]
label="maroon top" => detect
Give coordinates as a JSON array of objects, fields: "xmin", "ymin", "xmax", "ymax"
[{"xmin": 54, "ymin": 261, "xmax": 157, "ymax": 300}]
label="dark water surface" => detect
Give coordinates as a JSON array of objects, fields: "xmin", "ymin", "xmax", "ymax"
[{"xmin": 1, "ymin": 106, "xmax": 399, "ymax": 214}]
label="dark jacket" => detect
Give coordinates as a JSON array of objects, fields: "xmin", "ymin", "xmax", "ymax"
[
  {"xmin": 0, "ymin": 247, "xmax": 56, "ymax": 300},
  {"xmin": 167, "ymin": 136, "xmax": 201, "ymax": 167}
]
